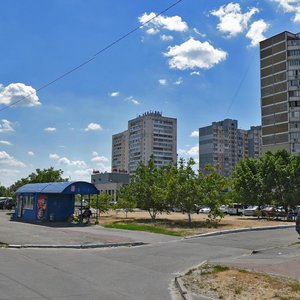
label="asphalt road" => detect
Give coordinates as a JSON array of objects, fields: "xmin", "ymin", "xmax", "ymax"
[{"xmin": 0, "ymin": 225, "xmax": 299, "ymax": 300}]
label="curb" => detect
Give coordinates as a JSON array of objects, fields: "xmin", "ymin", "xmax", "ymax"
[
  {"xmin": 6, "ymin": 241, "xmax": 146, "ymax": 249},
  {"xmin": 175, "ymin": 261, "xmax": 216, "ymax": 300},
  {"xmin": 184, "ymin": 224, "xmax": 295, "ymax": 239}
]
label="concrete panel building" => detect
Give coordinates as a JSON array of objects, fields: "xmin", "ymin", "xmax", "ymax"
[
  {"xmin": 260, "ymin": 31, "xmax": 300, "ymax": 153},
  {"xmin": 112, "ymin": 111, "xmax": 177, "ymax": 175},
  {"xmin": 199, "ymin": 119, "xmax": 261, "ymax": 177}
]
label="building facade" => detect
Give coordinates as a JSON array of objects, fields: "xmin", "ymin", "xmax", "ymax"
[
  {"xmin": 112, "ymin": 111, "xmax": 177, "ymax": 175},
  {"xmin": 260, "ymin": 31, "xmax": 300, "ymax": 153},
  {"xmin": 111, "ymin": 130, "xmax": 129, "ymax": 173},
  {"xmin": 199, "ymin": 119, "xmax": 261, "ymax": 177},
  {"xmin": 91, "ymin": 172, "xmax": 130, "ymax": 203}
]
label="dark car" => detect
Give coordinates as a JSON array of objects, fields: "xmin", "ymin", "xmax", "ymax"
[
  {"xmin": 0, "ymin": 198, "xmax": 15, "ymax": 210},
  {"xmin": 296, "ymin": 211, "xmax": 300, "ymax": 235}
]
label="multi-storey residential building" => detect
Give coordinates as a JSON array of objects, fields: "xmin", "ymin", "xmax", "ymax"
[
  {"xmin": 248, "ymin": 126, "xmax": 262, "ymax": 159},
  {"xmin": 199, "ymin": 119, "xmax": 261, "ymax": 177},
  {"xmin": 112, "ymin": 111, "xmax": 177, "ymax": 175},
  {"xmin": 111, "ymin": 130, "xmax": 129, "ymax": 173},
  {"xmin": 260, "ymin": 31, "xmax": 300, "ymax": 153}
]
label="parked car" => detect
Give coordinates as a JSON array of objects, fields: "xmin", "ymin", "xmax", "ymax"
[
  {"xmin": 199, "ymin": 207, "xmax": 211, "ymax": 214},
  {"xmin": 243, "ymin": 206, "xmax": 259, "ymax": 216},
  {"xmin": 219, "ymin": 205, "xmax": 228, "ymax": 214},
  {"xmin": 261, "ymin": 206, "xmax": 286, "ymax": 218},
  {"xmin": 296, "ymin": 211, "xmax": 300, "ymax": 235},
  {"xmin": 228, "ymin": 203, "xmax": 246, "ymax": 216},
  {"xmin": 0, "ymin": 198, "xmax": 15, "ymax": 210}
]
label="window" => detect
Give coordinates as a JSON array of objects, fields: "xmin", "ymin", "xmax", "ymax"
[{"xmin": 22, "ymin": 195, "xmax": 34, "ymax": 210}]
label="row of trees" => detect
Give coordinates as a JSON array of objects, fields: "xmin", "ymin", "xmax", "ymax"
[
  {"xmin": 117, "ymin": 158, "xmax": 230, "ymax": 225},
  {"xmin": 1, "ymin": 150, "xmax": 300, "ymax": 225},
  {"xmin": 232, "ymin": 149, "xmax": 300, "ymax": 210}
]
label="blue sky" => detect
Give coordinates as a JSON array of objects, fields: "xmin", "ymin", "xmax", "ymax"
[{"xmin": 0, "ymin": 0, "xmax": 299, "ymax": 187}]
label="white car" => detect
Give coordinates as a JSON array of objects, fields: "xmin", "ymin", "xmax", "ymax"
[
  {"xmin": 243, "ymin": 206, "xmax": 259, "ymax": 216},
  {"xmin": 199, "ymin": 207, "xmax": 211, "ymax": 214}
]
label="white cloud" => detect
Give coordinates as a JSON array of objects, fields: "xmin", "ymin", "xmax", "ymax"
[
  {"xmin": 28, "ymin": 151, "xmax": 34, "ymax": 156},
  {"xmin": 0, "ymin": 140, "xmax": 12, "ymax": 145},
  {"xmin": 49, "ymin": 153, "xmax": 87, "ymax": 168},
  {"xmin": 91, "ymin": 155, "xmax": 109, "ymax": 163},
  {"xmin": 92, "ymin": 151, "xmax": 98, "ymax": 156},
  {"xmin": 0, "ymin": 151, "xmax": 26, "ymax": 167},
  {"xmin": 174, "ymin": 77, "xmax": 183, "ymax": 85},
  {"xmin": 0, "ymin": 119, "xmax": 14, "ymax": 132},
  {"xmin": 273, "ymin": 0, "xmax": 300, "ymax": 22},
  {"xmin": 190, "ymin": 131, "xmax": 199, "ymax": 137},
  {"xmin": 193, "ymin": 28, "xmax": 206, "ymax": 38},
  {"xmin": 126, "ymin": 96, "xmax": 140, "ymax": 105},
  {"xmin": 211, "ymin": 3, "xmax": 259, "ymax": 37},
  {"xmin": 139, "ymin": 12, "xmax": 188, "ymax": 33},
  {"xmin": 0, "ymin": 83, "xmax": 41, "ymax": 107},
  {"xmin": 164, "ymin": 38, "xmax": 227, "ymax": 70},
  {"xmin": 84, "ymin": 123, "xmax": 103, "ymax": 131},
  {"xmin": 146, "ymin": 28, "xmax": 159, "ymax": 35},
  {"xmin": 159, "ymin": 79, "xmax": 167, "ymax": 86},
  {"xmin": 44, "ymin": 127, "xmax": 56, "ymax": 132},
  {"xmin": 160, "ymin": 34, "xmax": 173, "ymax": 41},
  {"xmin": 246, "ymin": 20, "xmax": 270, "ymax": 47},
  {"xmin": 178, "ymin": 144, "xmax": 199, "ymax": 157},
  {"xmin": 190, "ymin": 71, "xmax": 200, "ymax": 76},
  {"xmin": 109, "ymin": 91, "xmax": 120, "ymax": 97}
]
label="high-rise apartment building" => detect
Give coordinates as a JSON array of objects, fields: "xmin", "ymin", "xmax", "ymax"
[
  {"xmin": 199, "ymin": 119, "xmax": 261, "ymax": 177},
  {"xmin": 111, "ymin": 130, "xmax": 129, "ymax": 173},
  {"xmin": 260, "ymin": 31, "xmax": 300, "ymax": 153},
  {"xmin": 112, "ymin": 111, "xmax": 177, "ymax": 175}
]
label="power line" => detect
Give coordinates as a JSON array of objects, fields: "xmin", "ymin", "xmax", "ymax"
[{"xmin": 0, "ymin": 0, "xmax": 184, "ymax": 112}]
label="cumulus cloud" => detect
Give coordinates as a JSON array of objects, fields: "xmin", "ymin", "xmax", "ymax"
[
  {"xmin": 28, "ymin": 151, "xmax": 34, "ymax": 156},
  {"xmin": 190, "ymin": 131, "xmax": 199, "ymax": 137},
  {"xmin": 49, "ymin": 153, "xmax": 87, "ymax": 168},
  {"xmin": 159, "ymin": 79, "xmax": 167, "ymax": 86},
  {"xmin": 273, "ymin": 0, "xmax": 300, "ymax": 22},
  {"xmin": 0, "ymin": 119, "xmax": 14, "ymax": 132},
  {"xmin": 139, "ymin": 12, "xmax": 188, "ymax": 34},
  {"xmin": 84, "ymin": 123, "xmax": 103, "ymax": 131},
  {"xmin": 246, "ymin": 20, "xmax": 270, "ymax": 47},
  {"xmin": 126, "ymin": 96, "xmax": 140, "ymax": 105},
  {"xmin": 160, "ymin": 34, "xmax": 174, "ymax": 41},
  {"xmin": 193, "ymin": 28, "xmax": 206, "ymax": 38},
  {"xmin": 190, "ymin": 71, "xmax": 200, "ymax": 76},
  {"xmin": 91, "ymin": 155, "xmax": 109, "ymax": 163},
  {"xmin": 178, "ymin": 144, "xmax": 199, "ymax": 158},
  {"xmin": 0, "ymin": 151, "xmax": 26, "ymax": 167},
  {"xmin": 0, "ymin": 140, "xmax": 12, "ymax": 145},
  {"xmin": 0, "ymin": 83, "xmax": 41, "ymax": 107},
  {"xmin": 44, "ymin": 127, "xmax": 56, "ymax": 132},
  {"xmin": 110, "ymin": 91, "xmax": 120, "ymax": 97},
  {"xmin": 211, "ymin": 3, "xmax": 259, "ymax": 37},
  {"xmin": 164, "ymin": 38, "xmax": 227, "ymax": 70}
]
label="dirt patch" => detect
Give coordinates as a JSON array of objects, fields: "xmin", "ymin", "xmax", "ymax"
[
  {"xmin": 97, "ymin": 210, "xmax": 292, "ymax": 236},
  {"xmin": 182, "ymin": 263, "xmax": 300, "ymax": 300}
]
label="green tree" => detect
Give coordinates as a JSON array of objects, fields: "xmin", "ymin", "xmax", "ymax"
[
  {"xmin": 130, "ymin": 158, "xmax": 169, "ymax": 220},
  {"xmin": 91, "ymin": 193, "xmax": 110, "ymax": 218},
  {"xmin": 117, "ymin": 184, "xmax": 137, "ymax": 218},
  {"xmin": 167, "ymin": 158, "xmax": 202, "ymax": 226},
  {"xmin": 10, "ymin": 167, "xmax": 67, "ymax": 193},
  {"xmin": 201, "ymin": 165, "xmax": 229, "ymax": 226},
  {"xmin": 232, "ymin": 157, "xmax": 266, "ymax": 208}
]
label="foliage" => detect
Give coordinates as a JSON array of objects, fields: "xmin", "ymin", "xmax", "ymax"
[
  {"xmin": 167, "ymin": 158, "xmax": 202, "ymax": 226},
  {"xmin": 129, "ymin": 158, "xmax": 169, "ymax": 220},
  {"xmin": 9, "ymin": 167, "xmax": 67, "ymax": 193},
  {"xmin": 91, "ymin": 193, "xmax": 110, "ymax": 215},
  {"xmin": 116, "ymin": 185, "xmax": 137, "ymax": 218},
  {"xmin": 233, "ymin": 149, "xmax": 300, "ymax": 210},
  {"xmin": 201, "ymin": 165, "xmax": 230, "ymax": 226}
]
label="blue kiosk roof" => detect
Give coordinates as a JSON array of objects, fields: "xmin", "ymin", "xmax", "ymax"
[{"xmin": 16, "ymin": 181, "xmax": 99, "ymax": 195}]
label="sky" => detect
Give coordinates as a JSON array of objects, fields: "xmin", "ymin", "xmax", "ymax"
[{"xmin": 0, "ymin": 0, "xmax": 299, "ymax": 187}]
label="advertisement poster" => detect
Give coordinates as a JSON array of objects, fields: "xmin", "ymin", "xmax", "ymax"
[{"xmin": 37, "ymin": 195, "xmax": 47, "ymax": 220}]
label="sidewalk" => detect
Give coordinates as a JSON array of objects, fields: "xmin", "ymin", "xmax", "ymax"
[{"xmin": 0, "ymin": 211, "xmax": 178, "ymax": 248}]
